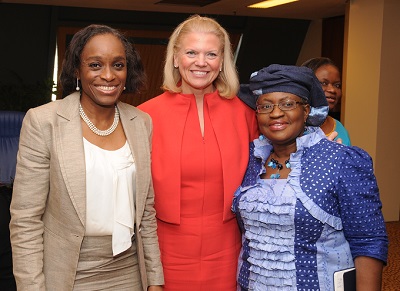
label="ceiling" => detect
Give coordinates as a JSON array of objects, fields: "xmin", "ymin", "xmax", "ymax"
[{"xmin": 2, "ymin": 0, "xmax": 346, "ymax": 20}]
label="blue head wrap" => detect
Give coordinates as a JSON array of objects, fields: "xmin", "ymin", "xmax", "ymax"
[{"xmin": 238, "ymin": 64, "xmax": 329, "ymax": 126}]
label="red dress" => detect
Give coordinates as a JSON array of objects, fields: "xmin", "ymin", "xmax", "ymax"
[{"xmin": 139, "ymin": 91, "xmax": 258, "ymax": 290}]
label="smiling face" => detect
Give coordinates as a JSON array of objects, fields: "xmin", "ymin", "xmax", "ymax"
[
  {"xmin": 314, "ymin": 64, "xmax": 341, "ymax": 111},
  {"xmin": 174, "ymin": 32, "xmax": 222, "ymax": 95},
  {"xmin": 257, "ymin": 92, "xmax": 310, "ymax": 147},
  {"xmin": 77, "ymin": 33, "xmax": 127, "ymax": 108}
]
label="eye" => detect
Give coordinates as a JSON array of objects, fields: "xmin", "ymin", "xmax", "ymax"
[
  {"xmin": 280, "ymin": 100, "xmax": 296, "ymax": 109},
  {"xmin": 206, "ymin": 52, "xmax": 218, "ymax": 59},
  {"xmin": 258, "ymin": 103, "xmax": 273, "ymax": 110},
  {"xmin": 186, "ymin": 51, "xmax": 196, "ymax": 57},
  {"xmin": 114, "ymin": 62, "xmax": 126, "ymax": 70},
  {"xmin": 334, "ymin": 83, "xmax": 342, "ymax": 89},
  {"xmin": 320, "ymin": 81, "xmax": 328, "ymax": 86},
  {"xmin": 88, "ymin": 62, "xmax": 102, "ymax": 70}
]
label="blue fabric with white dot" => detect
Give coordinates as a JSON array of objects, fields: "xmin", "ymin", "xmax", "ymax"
[{"xmin": 232, "ymin": 127, "xmax": 388, "ymax": 290}]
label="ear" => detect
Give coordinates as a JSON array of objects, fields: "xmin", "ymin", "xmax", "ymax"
[
  {"xmin": 173, "ymin": 55, "xmax": 178, "ymax": 68},
  {"xmin": 303, "ymin": 104, "xmax": 311, "ymax": 123}
]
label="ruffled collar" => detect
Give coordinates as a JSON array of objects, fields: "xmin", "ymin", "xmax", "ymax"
[
  {"xmin": 251, "ymin": 126, "xmax": 342, "ymax": 230},
  {"xmin": 253, "ymin": 126, "xmax": 325, "ymax": 163}
]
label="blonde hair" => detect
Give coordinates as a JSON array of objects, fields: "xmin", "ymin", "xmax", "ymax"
[{"xmin": 162, "ymin": 14, "xmax": 239, "ymax": 98}]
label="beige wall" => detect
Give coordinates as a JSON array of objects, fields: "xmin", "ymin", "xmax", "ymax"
[{"xmin": 343, "ymin": 0, "xmax": 400, "ymax": 221}]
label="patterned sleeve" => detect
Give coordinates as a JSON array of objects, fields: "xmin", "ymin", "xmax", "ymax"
[
  {"xmin": 240, "ymin": 142, "xmax": 260, "ymax": 188},
  {"xmin": 337, "ymin": 146, "xmax": 388, "ymax": 263}
]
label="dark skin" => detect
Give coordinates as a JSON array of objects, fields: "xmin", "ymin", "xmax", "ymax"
[
  {"xmin": 257, "ymin": 92, "xmax": 309, "ymax": 179},
  {"xmin": 256, "ymin": 92, "xmax": 384, "ymax": 290},
  {"xmin": 77, "ymin": 33, "xmax": 163, "ymax": 291},
  {"xmin": 77, "ymin": 33, "xmax": 127, "ymax": 151}
]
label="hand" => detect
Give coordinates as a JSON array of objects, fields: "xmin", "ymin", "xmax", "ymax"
[
  {"xmin": 327, "ymin": 131, "xmax": 343, "ymax": 144},
  {"xmin": 148, "ymin": 286, "xmax": 163, "ymax": 291},
  {"xmin": 327, "ymin": 131, "xmax": 338, "ymax": 141},
  {"xmin": 354, "ymin": 256, "xmax": 384, "ymax": 291}
]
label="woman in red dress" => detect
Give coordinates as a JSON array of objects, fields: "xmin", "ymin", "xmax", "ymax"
[{"xmin": 139, "ymin": 15, "xmax": 258, "ymax": 290}]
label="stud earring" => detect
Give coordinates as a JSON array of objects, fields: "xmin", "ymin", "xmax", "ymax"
[
  {"xmin": 174, "ymin": 64, "xmax": 178, "ymax": 68},
  {"xmin": 123, "ymin": 86, "xmax": 126, "ymax": 90},
  {"xmin": 76, "ymin": 79, "xmax": 80, "ymax": 91}
]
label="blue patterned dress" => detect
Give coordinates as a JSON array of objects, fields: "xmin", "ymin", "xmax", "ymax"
[{"xmin": 232, "ymin": 127, "xmax": 388, "ymax": 290}]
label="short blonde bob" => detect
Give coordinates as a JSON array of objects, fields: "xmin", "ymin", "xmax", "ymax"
[{"xmin": 162, "ymin": 14, "xmax": 239, "ymax": 98}]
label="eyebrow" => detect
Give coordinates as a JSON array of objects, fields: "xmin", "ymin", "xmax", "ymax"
[
  {"xmin": 83, "ymin": 55, "xmax": 126, "ymax": 62},
  {"xmin": 258, "ymin": 96, "xmax": 300, "ymax": 103}
]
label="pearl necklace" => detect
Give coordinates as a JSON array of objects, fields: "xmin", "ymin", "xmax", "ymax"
[{"xmin": 79, "ymin": 104, "xmax": 119, "ymax": 136}]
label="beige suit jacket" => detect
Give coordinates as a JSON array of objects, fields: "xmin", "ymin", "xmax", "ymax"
[{"xmin": 10, "ymin": 92, "xmax": 164, "ymax": 290}]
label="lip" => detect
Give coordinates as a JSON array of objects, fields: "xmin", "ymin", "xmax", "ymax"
[
  {"xmin": 94, "ymin": 84, "xmax": 120, "ymax": 94},
  {"xmin": 191, "ymin": 70, "xmax": 208, "ymax": 77},
  {"xmin": 268, "ymin": 120, "xmax": 288, "ymax": 131},
  {"xmin": 326, "ymin": 96, "xmax": 336, "ymax": 103}
]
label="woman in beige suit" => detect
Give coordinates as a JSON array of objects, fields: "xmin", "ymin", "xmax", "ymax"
[{"xmin": 10, "ymin": 24, "xmax": 164, "ymax": 290}]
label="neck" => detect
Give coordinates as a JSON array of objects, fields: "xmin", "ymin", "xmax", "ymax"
[
  {"xmin": 266, "ymin": 150, "xmax": 292, "ymax": 179},
  {"xmin": 271, "ymin": 142, "xmax": 297, "ymax": 160},
  {"xmin": 181, "ymin": 84, "xmax": 215, "ymax": 97},
  {"xmin": 320, "ymin": 116, "xmax": 334, "ymax": 136}
]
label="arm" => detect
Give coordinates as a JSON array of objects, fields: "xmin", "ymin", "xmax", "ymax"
[
  {"xmin": 140, "ymin": 115, "xmax": 164, "ymax": 287},
  {"xmin": 141, "ymin": 179, "xmax": 164, "ymax": 287},
  {"xmin": 354, "ymin": 256, "xmax": 384, "ymax": 291},
  {"xmin": 337, "ymin": 147, "xmax": 388, "ymax": 286},
  {"xmin": 9, "ymin": 109, "xmax": 50, "ymax": 290}
]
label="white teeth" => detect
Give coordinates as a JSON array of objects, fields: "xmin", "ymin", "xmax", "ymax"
[
  {"xmin": 193, "ymin": 71, "xmax": 207, "ymax": 76},
  {"xmin": 98, "ymin": 86, "xmax": 116, "ymax": 91}
]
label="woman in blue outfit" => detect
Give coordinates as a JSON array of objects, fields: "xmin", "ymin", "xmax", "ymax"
[{"xmin": 232, "ymin": 64, "xmax": 388, "ymax": 291}]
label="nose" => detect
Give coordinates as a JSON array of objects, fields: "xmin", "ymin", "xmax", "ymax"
[
  {"xmin": 325, "ymin": 83, "xmax": 337, "ymax": 93},
  {"xmin": 100, "ymin": 66, "xmax": 115, "ymax": 81},
  {"xmin": 195, "ymin": 54, "xmax": 207, "ymax": 67},
  {"xmin": 269, "ymin": 104, "xmax": 284, "ymax": 116}
]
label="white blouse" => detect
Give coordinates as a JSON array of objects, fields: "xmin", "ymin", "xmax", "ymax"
[{"xmin": 83, "ymin": 138, "xmax": 136, "ymax": 256}]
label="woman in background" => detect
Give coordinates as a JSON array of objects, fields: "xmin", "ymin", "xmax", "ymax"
[
  {"xmin": 302, "ymin": 57, "xmax": 351, "ymax": 145},
  {"xmin": 10, "ymin": 24, "xmax": 163, "ymax": 290},
  {"xmin": 139, "ymin": 15, "xmax": 258, "ymax": 290}
]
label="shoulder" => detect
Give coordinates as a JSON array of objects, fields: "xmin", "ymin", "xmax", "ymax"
[
  {"xmin": 334, "ymin": 118, "xmax": 345, "ymax": 128},
  {"xmin": 215, "ymin": 95, "xmax": 257, "ymax": 124},
  {"xmin": 221, "ymin": 95, "xmax": 254, "ymax": 110},
  {"xmin": 310, "ymin": 139, "xmax": 373, "ymax": 169},
  {"xmin": 118, "ymin": 101, "xmax": 152, "ymax": 126},
  {"xmin": 25, "ymin": 93, "xmax": 78, "ymax": 125},
  {"xmin": 333, "ymin": 118, "xmax": 351, "ymax": 145},
  {"xmin": 333, "ymin": 118, "xmax": 350, "ymax": 135},
  {"xmin": 138, "ymin": 91, "xmax": 171, "ymax": 112}
]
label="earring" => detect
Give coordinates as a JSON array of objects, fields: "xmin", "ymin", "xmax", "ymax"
[
  {"xmin": 76, "ymin": 79, "xmax": 80, "ymax": 91},
  {"xmin": 174, "ymin": 64, "xmax": 178, "ymax": 68},
  {"xmin": 123, "ymin": 86, "xmax": 126, "ymax": 90},
  {"xmin": 219, "ymin": 67, "xmax": 222, "ymax": 72}
]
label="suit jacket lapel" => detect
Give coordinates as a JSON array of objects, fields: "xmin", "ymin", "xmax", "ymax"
[
  {"xmin": 118, "ymin": 102, "xmax": 150, "ymax": 227},
  {"xmin": 56, "ymin": 92, "xmax": 86, "ymax": 226}
]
